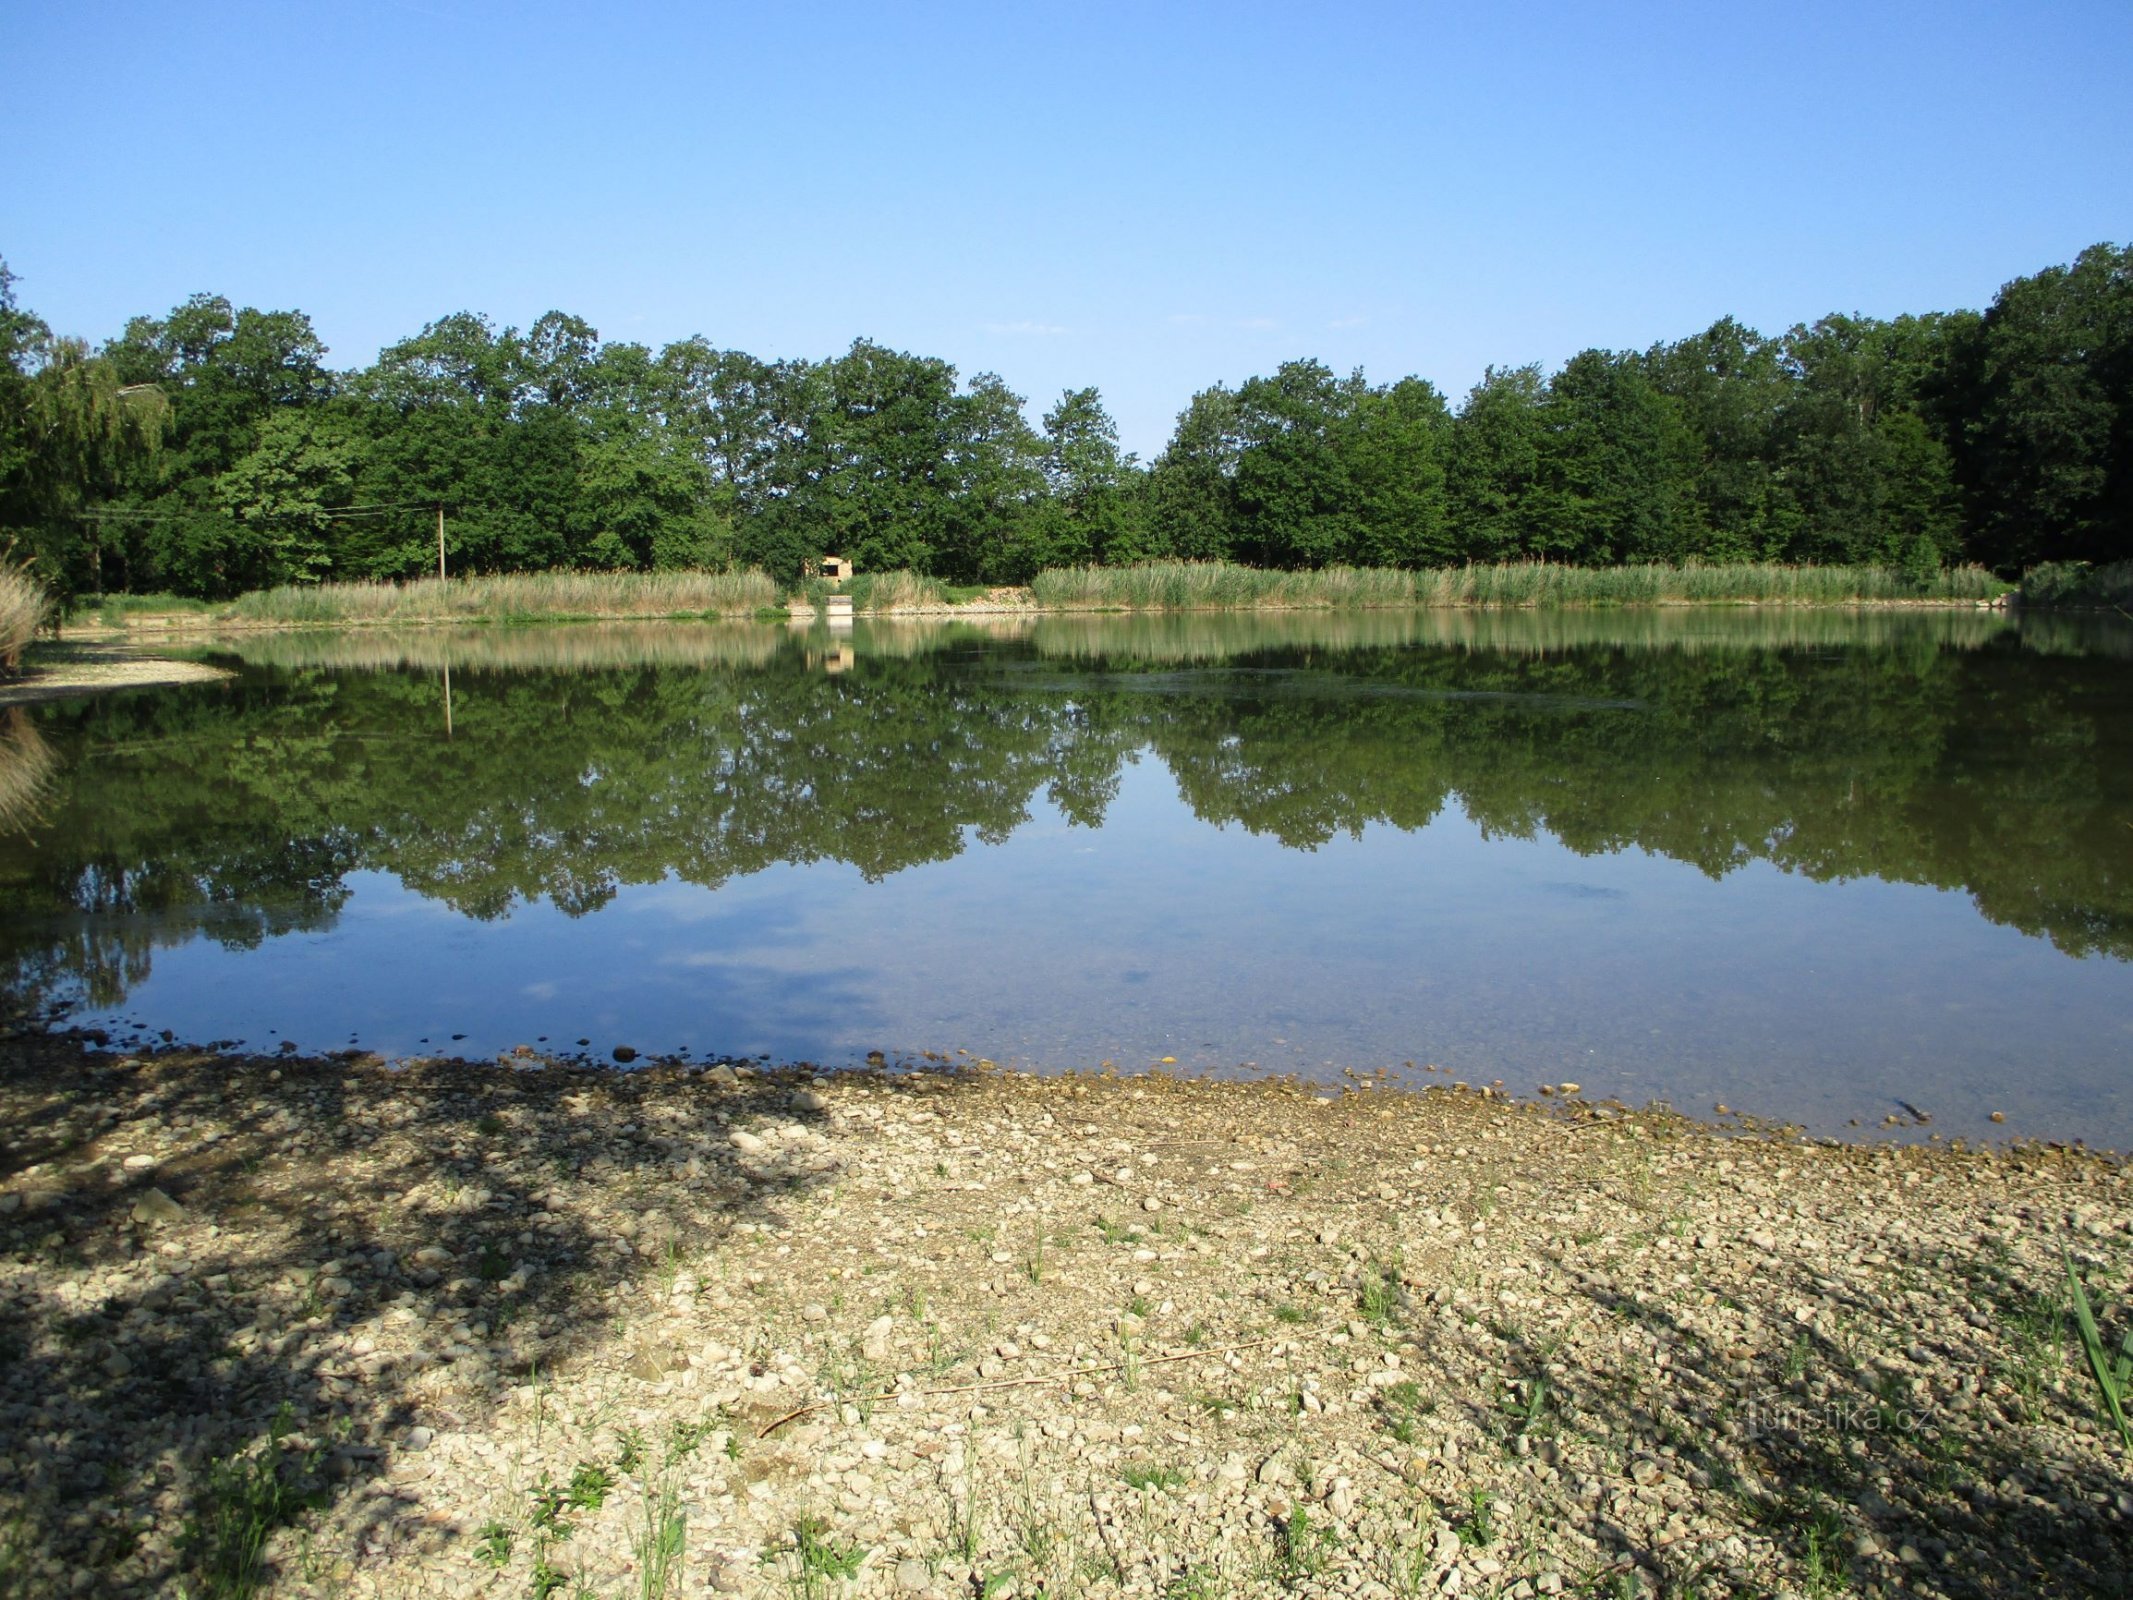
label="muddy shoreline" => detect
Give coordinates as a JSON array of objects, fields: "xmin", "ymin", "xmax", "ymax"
[{"xmin": 0, "ymin": 1028, "xmax": 2126, "ymax": 1598}]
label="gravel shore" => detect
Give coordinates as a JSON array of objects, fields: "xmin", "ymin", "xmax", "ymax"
[{"xmin": 0, "ymin": 1032, "xmax": 2126, "ymax": 1599}]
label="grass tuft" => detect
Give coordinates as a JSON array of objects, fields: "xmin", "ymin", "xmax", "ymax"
[{"xmin": 176, "ymin": 1404, "xmax": 327, "ymax": 1598}]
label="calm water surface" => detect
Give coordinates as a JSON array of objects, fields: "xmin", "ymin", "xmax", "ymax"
[{"xmin": 3, "ymin": 608, "xmax": 2129, "ymax": 1146}]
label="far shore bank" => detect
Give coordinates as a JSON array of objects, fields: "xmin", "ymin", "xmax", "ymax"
[
  {"xmin": 0, "ymin": 578, "xmax": 2069, "ymax": 707},
  {"xmin": 48, "ymin": 559, "xmax": 2025, "ymax": 642},
  {"xmin": 51, "ymin": 590, "xmax": 2017, "ymax": 644},
  {"xmin": 1, "ymin": 1025, "xmax": 2127, "ymax": 1599}
]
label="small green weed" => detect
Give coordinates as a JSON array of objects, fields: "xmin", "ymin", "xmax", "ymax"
[
  {"xmin": 1455, "ymin": 1488, "xmax": 1494, "ymax": 1548},
  {"xmin": 635, "ymin": 1473, "xmax": 685, "ymax": 1599},
  {"xmin": 1799, "ymin": 1502, "xmax": 1848, "ymax": 1597},
  {"xmin": 791, "ymin": 1514, "xmax": 864, "ymax": 1580},
  {"xmin": 1358, "ymin": 1256, "xmax": 1408, "ymax": 1326},
  {"xmin": 1781, "ymin": 1332, "xmax": 1813, "ymax": 1382},
  {"xmin": 568, "ymin": 1461, "xmax": 616, "ymax": 1512},
  {"xmin": 1498, "ymin": 1372, "xmax": 1552, "ymax": 1441},
  {"xmin": 1274, "ymin": 1505, "xmax": 1338, "ymax": 1583},
  {"xmin": 1377, "ymin": 1379, "xmax": 1433, "ymax": 1445},
  {"xmin": 473, "ymin": 1519, "xmax": 514, "ymax": 1569},
  {"xmin": 529, "ymin": 1479, "xmax": 575, "ymax": 1539}
]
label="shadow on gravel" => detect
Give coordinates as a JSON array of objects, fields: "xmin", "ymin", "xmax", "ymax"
[
  {"xmin": 1503, "ymin": 1226, "xmax": 2133, "ymax": 1599},
  {"xmin": 0, "ymin": 1030, "xmax": 963, "ymax": 1598}
]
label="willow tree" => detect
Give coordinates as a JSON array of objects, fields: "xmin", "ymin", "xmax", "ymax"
[{"xmin": 0, "ymin": 261, "xmax": 170, "ymax": 600}]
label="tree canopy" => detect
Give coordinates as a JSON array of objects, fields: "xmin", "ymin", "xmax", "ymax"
[{"xmin": 2, "ymin": 244, "xmax": 2127, "ymax": 599}]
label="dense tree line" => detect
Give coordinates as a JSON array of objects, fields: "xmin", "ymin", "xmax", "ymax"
[{"xmin": 0, "ymin": 245, "xmax": 2126, "ymax": 600}]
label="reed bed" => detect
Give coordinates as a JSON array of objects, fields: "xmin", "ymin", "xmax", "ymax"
[
  {"xmin": 224, "ymin": 569, "xmax": 779, "ymax": 626},
  {"xmin": 851, "ymin": 569, "xmax": 950, "ymax": 611},
  {"xmin": 0, "ymin": 567, "xmax": 49, "ymax": 668},
  {"xmin": 1030, "ymin": 560, "xmax": 2010, "ymax": 611},
  {"xmin": 794, "ymin": 570, "xmax": 952, "ymax": 611}
]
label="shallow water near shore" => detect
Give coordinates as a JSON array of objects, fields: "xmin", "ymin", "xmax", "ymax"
[{"xmin": 3, "ymin": 606, "xmax": 2130, "ymax": 1146}]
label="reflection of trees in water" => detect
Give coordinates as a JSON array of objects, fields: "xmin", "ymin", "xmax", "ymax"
[{"xmin": 2, "ymin": 618, "xmax": 2128, "ymax": 1016}]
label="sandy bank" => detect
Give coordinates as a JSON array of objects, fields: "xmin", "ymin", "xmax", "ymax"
[{"xmin": 0, "ymin": 1031, "xmax": 2126, "ymax": 1599}]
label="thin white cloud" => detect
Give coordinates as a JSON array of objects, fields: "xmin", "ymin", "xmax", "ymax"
[
  {"xmin": 983, "ymin": 320, "xmax": 1070, "ymax": 335},
  {"xmin": 1167, "ymin": 313, "xmax": 1211, "ymax": 327},
  {"xmin": 1329, "ymin": 315, "xmax": 1368, "ymax": 329}
]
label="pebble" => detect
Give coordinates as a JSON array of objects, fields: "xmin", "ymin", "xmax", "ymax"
[{"xmin": 2, "ymin": 1034, "xmax": 2119, "ymax": 1600}]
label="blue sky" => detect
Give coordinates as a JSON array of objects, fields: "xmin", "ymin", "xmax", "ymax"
[{"xmin": 5, "ymin": 0, "xmax": 2128, "ymax": 456}]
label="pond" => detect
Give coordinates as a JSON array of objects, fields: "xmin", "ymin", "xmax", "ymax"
[{"xmin": 3, "ymin": 606, "xmax": 2129, "ymax": 1147}]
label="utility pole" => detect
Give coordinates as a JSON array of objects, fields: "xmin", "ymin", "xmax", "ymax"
[{"xmin": 437, "ymin": 504, "xmax": 447, "ymax": 581}]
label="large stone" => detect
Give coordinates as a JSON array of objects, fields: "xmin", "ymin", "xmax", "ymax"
[{"xmin": 130, "ymin": 1188, "xmax": 184, "ymax": 1226}]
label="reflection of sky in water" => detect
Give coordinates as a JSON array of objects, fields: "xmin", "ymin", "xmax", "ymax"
[{"xmin": 79, "ymin": 759, "xmax": 2133, "ymax": 1148}]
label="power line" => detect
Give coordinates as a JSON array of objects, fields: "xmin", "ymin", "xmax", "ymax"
[{"xmin": 73, "ymin": 500, "xmax": 445, "ymax": 524}]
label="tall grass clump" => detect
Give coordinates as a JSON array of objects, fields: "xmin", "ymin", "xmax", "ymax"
[
  {"xmin": 2020, "ymin": 560, "xmax": 2133, "ymax": 611},
  {"xmin": 225, "ymin": 568, "xmax": 778, "ymax": 626},
  {"xmin": 1031, "ymin": 559, "xmax": 2008, "ymax": 611},
  {"xmin": 0, "ymin": 566, "xmax": 49, "ymax": 669},
  {"xmin": 1032, "ymin": 562, "xmax": 1344, "ymax": 609},
  {"xmin": 797, "ymin": 569, "xmax": 948, "ymax": 611}
]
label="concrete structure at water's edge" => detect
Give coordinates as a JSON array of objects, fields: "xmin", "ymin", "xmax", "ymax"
[{"xmin": 823, "ymin": 554, "xmax": 854, "ymax": 630}]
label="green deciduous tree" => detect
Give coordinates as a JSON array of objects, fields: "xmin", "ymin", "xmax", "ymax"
[
  {"xmin": 1956, "ymin": 243, "xmax": 2133, "ymax": 570},
  {"xmin": 215, "ymin": 410, "xmax": 361, "ymax": 584}
]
